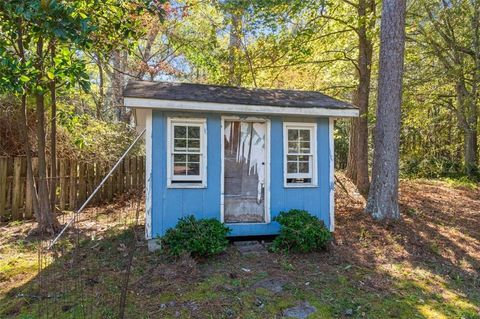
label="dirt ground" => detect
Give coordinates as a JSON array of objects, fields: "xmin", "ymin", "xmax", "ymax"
[{"xmin": 0, "ymin": 175, "xmax": 479, "ymax": 318}]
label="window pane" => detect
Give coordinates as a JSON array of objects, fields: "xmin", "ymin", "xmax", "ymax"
[
  {"xmin": 174, "ymin": 125, "xmax": 186, "ymax": 138},
  {"xmin": 173, "ymin": 154, "xmax": 186, "ymax": 162},
  {"xmin": 288, "ymin": 142, "xmax": 299, "ymax": 153},
  {"xmin": 174, "ymin": 139, "xmax": 186, "ymax": 151},
  {"xmin": 288, "ymin": 129, "xmax": 298, "ymax": 141},
  {"xmin": 287, "ymin": 161, "xmax": 297, "ymax": 173},
  {"xmin": 298, "ymin": 155, "xmax": 310, "ymax": 162},
  {"xmin": 174, "ymin": 163, "xmax": 187, "ymax": 175},
  {"xmin": 299, "ymin": 129, "xmax": 310, "ymax": 141},
  {"xmin": 287, "ymin": 155, "xmax": 298, "ymax": 162},
  {"xmin": 188, "ymin": 126, "xmax": 200, "ymax": 138},
  {"xmin": 300, "ymin": 142, "xmax": 310, "ymax": 153},
  {"xmin": 188, "ymin": 154, "xmax": 200, "ymax": 163},
  {"xmin": 188, "ymin": 139, "xmax": 200, "ymax": 151},
  {"xmin": 187, "ymin": 163, "xmax": 200, "ymax": 175},
  {"xmin": 299, "ymin": 162, "xmax": 310, "ymax": 173}
]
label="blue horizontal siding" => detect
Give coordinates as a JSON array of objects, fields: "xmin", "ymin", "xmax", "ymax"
[{"xmin": 150, "ymin": 111, "xmax": 331, "ymax": 238}]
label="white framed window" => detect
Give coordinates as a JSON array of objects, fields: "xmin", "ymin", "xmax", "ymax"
[
  {"xmin": 167, "ymin": 117, "xmax": 207, "ymax": 188},
  {"xmin": 283, "ymin": 122, "xmax": 317, "ymax": 187}
]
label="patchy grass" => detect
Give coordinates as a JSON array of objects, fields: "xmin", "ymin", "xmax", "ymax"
[{"xmin": 0, "ymin": 176, "xmax": 479, "ymax": 318}]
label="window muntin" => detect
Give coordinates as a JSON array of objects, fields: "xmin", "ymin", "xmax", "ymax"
[
  {"xmin": 168, "ymin": 119, "xmax": 206, "ymax": 186},
  {"xmin": 284, "ymin": 123, "xmax": 316, "ymax": 186}
]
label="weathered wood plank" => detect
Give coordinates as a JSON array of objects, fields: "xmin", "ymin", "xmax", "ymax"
[
  {"xmin": 111, "ymin": 161, "xmax": 118, "ymax": 196},
  {"xmin": 25, "ymin": 161, "xmax": 34, "ymax": 219},
  {"xmin": 0, "ymin": 158, "xmax": 7, "ymax": 221},
  {"xmin": 131, "ymin": 156, "xmax": 137, "ymax": 190},
  {"xmin": 69, "ymin": 159, "xmax": 77, "ymax": 210},
  {"xmin": 94, "ymin": 162, "xmax": 102, "ymax": 203},
  {"xmin": 117, "ymin": 160, "xmax": 124, "ymax": 194},
  {"xmin": 11, "ymin": 157, "xmax": 23, "ymax": 220},
  {"xmin": 125, "ymin": 157, "xmax": 131, "ymax": 192},
  {"xmin": 106, "ymin": 161, "xmax": 113, "ymax": 201},
  {"xmin": 59, "ymin": 159, "xmax": 68, "ymax": 211},
  {"xmin": 86, "ymin": 163, "xmax": 94, "ymax": 200},
  {"xmin": 139, "ymin": 156, "xmax": 145, "ymax": 189},
  {"xmin": 78, "ymin": 162, "xmax": 87, "ymax": 204}
]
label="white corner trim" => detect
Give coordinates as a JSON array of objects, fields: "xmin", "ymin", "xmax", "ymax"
[
  {"xmin": 124, "ymin": 97, "xmax": 359, "ymax": 118},
  {"xmin": 329, "ymin": 118, "xmax": 335, "ymax": 232},
  {"xmin": 166, "ymin": 117, "xmax": 207, "ymax": 189},
  {"xmin": 283, "ymin": 122, "xmax": 318, "ymax": 188},
  {"xmin": 145, "ymin": 109, "xmax": 153, "ymax": 240}
]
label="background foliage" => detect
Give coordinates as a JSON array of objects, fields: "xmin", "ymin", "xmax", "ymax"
[{"xmin": 1, "ymin": 0, "xmax": 479, "ymax": 179}]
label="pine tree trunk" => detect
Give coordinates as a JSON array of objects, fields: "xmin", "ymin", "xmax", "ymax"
[
  {"xmin": 228, "ymin": 10, "xmax": 242, "ymax": 86},
  {"xmin": 366, "ymin": 0, "xmax": 407, "ymax": 220},
  {"xmin": 464, "ymin": 129, "xmax": 478, "ymax": 175},
  {"xmin": 455, "ymin": 78, "xmax": 478, "ymax": 175},
  {"xmin": 346, "ymin": 0, "xmax": 374, "ymax": 197}
]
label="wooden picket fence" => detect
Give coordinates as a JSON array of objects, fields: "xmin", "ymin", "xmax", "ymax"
[{"xmin": 0, "ymin": 156, "xmax": 145, "ymax": 222}]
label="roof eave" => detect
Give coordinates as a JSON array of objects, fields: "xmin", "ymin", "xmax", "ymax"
[{"xmin": 124, "ymin": 97, "xmax": 359, "ymax": 118}]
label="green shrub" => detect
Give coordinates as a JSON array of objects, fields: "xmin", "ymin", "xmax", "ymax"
[
  {"xmin": 161, "ymin": 215, "xmax": 231, "ymax": 257},
  {"xmin": 272, "ymin": 209, "xmax": 331, "ymax": 253}
]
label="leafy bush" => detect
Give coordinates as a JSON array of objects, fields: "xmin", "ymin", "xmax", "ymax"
[
  {"xmin": 272, "ymin": 209, "xmax": 331, "ymax": 253},
  {"xmin": 161, "ymin": 215, "xmax": 231, "ymax": 257}
]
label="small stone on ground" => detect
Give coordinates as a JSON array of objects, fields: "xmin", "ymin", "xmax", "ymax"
[
  {"xmin": 282, "ymin": 301, "xmax": 317, "ymax": 319},
  {"xmin": 251, "ymin": 277, "xmax": 286, "ymax": 293}
]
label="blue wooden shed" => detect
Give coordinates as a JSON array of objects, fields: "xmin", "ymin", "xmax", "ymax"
[{"xmin": 124, "ymin": 81, "xmax": 358, "ymax": 245}]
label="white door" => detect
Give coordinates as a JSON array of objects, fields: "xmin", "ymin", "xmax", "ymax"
[{"xmin": 223, "ymin": 120, "xmax": 267, "ymax": 223}]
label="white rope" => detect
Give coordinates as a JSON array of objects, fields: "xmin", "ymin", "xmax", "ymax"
[{"xmin": 48, "ymin": 128, "xmax": 146, "ymax": 250}]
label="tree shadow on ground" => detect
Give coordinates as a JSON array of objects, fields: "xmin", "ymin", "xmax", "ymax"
[{"xmin": 331, "ymin": 177, "xmax": 480, "ymax": 318}]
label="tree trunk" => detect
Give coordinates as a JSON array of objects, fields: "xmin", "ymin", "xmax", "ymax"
[
  {"xmin": 49, "ymin": 44, "xmax": 57, "ymax": 213},
  {"xmin": 20, "ymin": 95, "xmax": 40, "ymax": 216},
  {"xmin": 96, "ymin": 57, "xmax": 104, "ymax": 120},
  {"xmin": 464, "ymin": 129, "xmax": 478, "ymax": 174},
  {"xmin": 346, "ymin": 0, "xmax": 374, "ymax": 197},
  {"xmin": 228, "ymin": 10, "xmax": 242, "ymax": 86},
  {"xmin": 36, "ymin": 92, "xmax": 60, "ymax": 233},
  {"xmin": 112, "ymin": 50, "xmax": 128, "ymax": 122},
  {"xmin": 455, "ymin": 78, "xmax": 478, "ymax": 175},
  {"xmin": 15, "ymin": 18, "xmax": 40, "ymax": 218},
  {"xmin": 35, "ymin": 37, "xmax": 60, "ymax": 234},
  {"xmin": 366, "ymin": 0, "xmax": 407, "ymax": 220}
]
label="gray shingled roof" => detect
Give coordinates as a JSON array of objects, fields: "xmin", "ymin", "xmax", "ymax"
[{"xmin": 124, "ymin": 80, "xmax": 356, "ymax": 110}]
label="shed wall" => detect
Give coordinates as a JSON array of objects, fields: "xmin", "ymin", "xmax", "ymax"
[{"xmin": 150, "ymin": 111, "xmax": 332, "ymax": 237}]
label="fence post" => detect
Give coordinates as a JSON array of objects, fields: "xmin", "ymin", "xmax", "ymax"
[{"xmin": 0, "ymin": 158, "xmax": 7, "ymax": 221}]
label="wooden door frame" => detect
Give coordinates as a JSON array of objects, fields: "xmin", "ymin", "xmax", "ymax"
[{"xmin": 220, "ymin": 116, "xmax": 271, "ymax": 224}]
